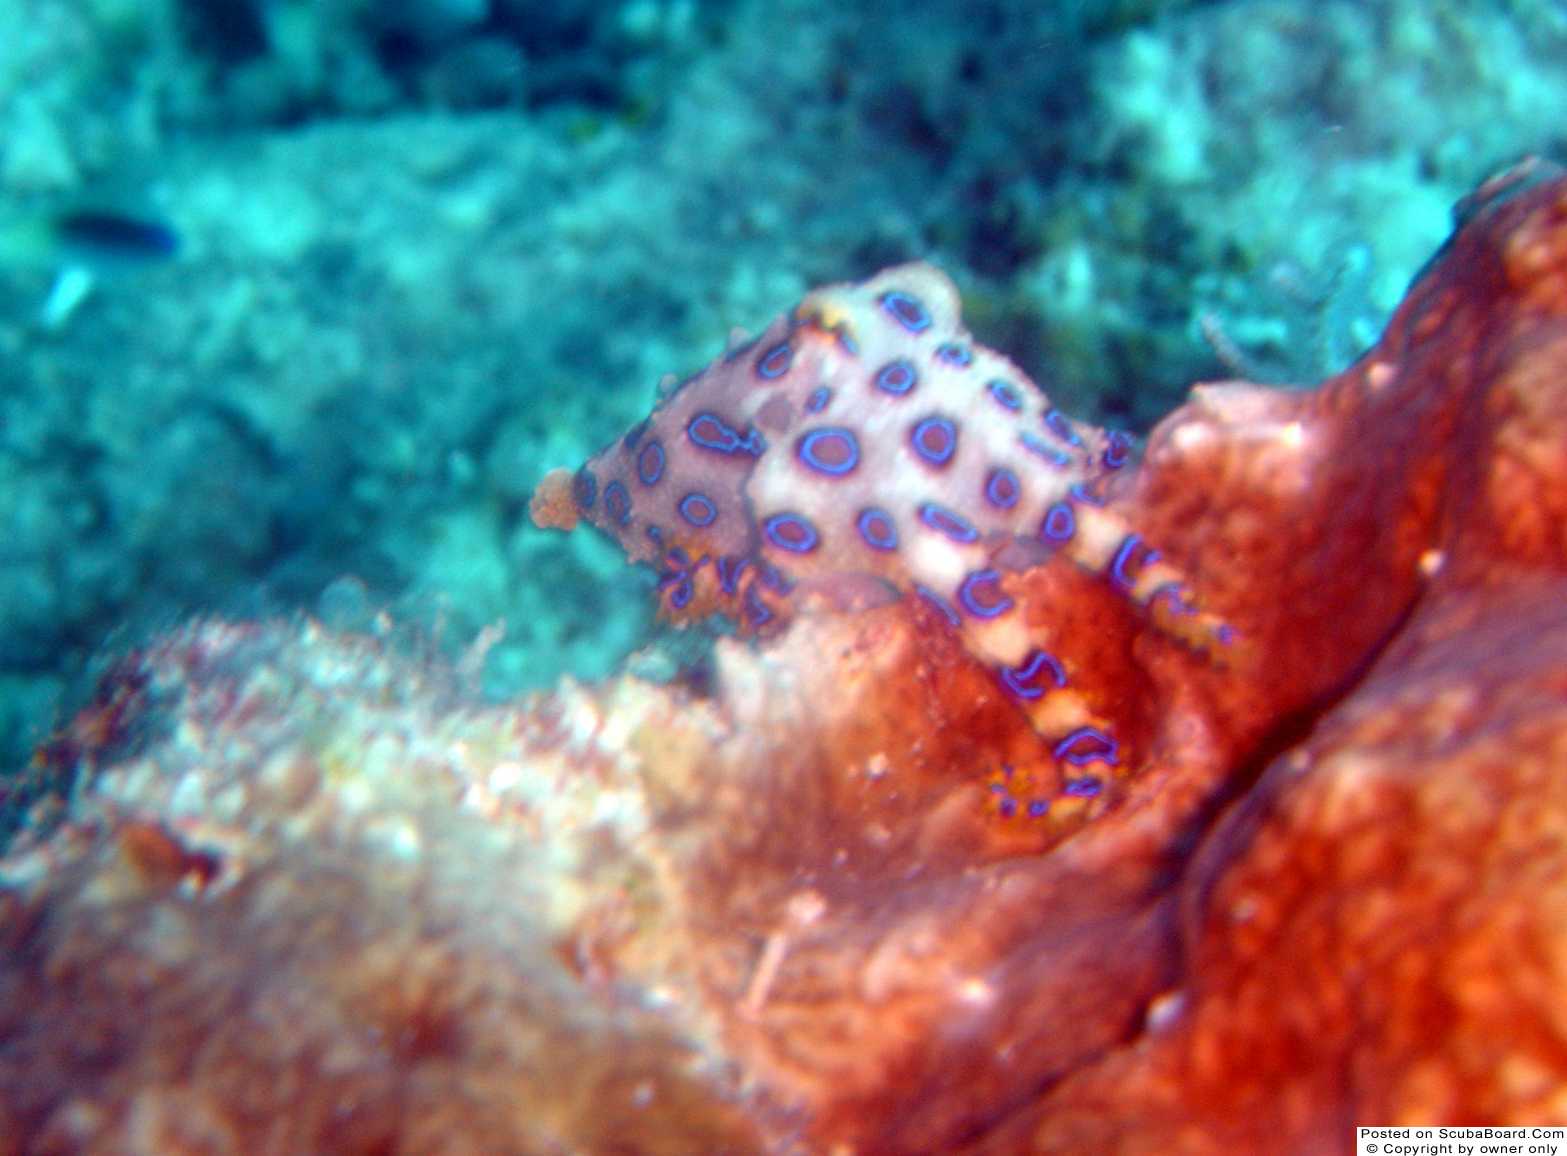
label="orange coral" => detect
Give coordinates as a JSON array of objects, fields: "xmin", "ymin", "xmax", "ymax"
[{"xmin": 2, "ymin": 160, "xmax": 1566, "ymax": 1154}]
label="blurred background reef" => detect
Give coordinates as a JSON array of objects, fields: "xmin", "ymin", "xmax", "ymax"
[{"xmin": 1, "ymin": 0, "xmax": 1564, "ymax": 783}]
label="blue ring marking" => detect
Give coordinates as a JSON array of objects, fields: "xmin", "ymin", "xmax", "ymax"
[
  {"xmin": 805, "ymin": 386, "xmax": 832, "ymax": 414},
  {"xmin": 756, "ymin": 341, "xmax": 793, "ymax": 380},
  {"xmin": 1053, "ymin": 727, "xmax": 1119, "ymax": 767},
  {"xmin": 874, "ymin": 358, "xmax": 918, "ymax": 396},
  {"xmin": 645, "ymin": 524, "xmax": 664, "ymax": 546},
  {"xmin": 1043, "ymin": 408, "xmax": 1083, "ymax": 447},
  {"xmin": 856, "ymin": 507, "xmax": 899, "ymax": 551},
  {"xmin": 796, "ymin": 427, "xmax": 860, "ymax": 476},
  {"xmin": 918, "ymin": 502, "xmax": 979, "ymax": 543},
  {"xmin": 572, "ymin": 467, "xmax": 598, "ymax": 511},
  {"xmin": 1104, "ymin": 430, "xmax": 1133, "ymax": 470},
  {"xmin": 636, "ymin": 439, "xmax": 666, "ymax": 486},
  {"xmin": 879, "ymin": 290, "xmax": 932, "ymax": 333},
  {"xmin": 1148, "ymin": 582, "xmax": 1195, "ymax": 616},
  {"xmin": 1063, "ymin": 777, "xmax": 1103, "ymax": 798},
  {"xmin": 834, "ymin": 327, "xmax": 859, "ymax": 356},
  {"xmin": 911, "ymin": 416, "xmax": 958, "ymax": 466},
  {"xmin": 1109, "ymin": 534, "xmax": 1161, "ymax": 592},
  {"xmin": 935, "ymin": 341, "xmax": 973, "ymax": 367},
  {"xmin": 687, "ymin": 412, "xmax": 767, "ymax": 457},
  {"xmin": 1020, "ymin": 431, "xmax": 1072, "ymax": 468},
  {"xmin": 984, "ymin": 466, "xmax": 1021, "ymax": 509},
  {"xmin": 621, "ymin": 417, "xmax": 651, "ymax": 451},
  {"xmin": 1069, "ymin": 481, "xmax": 1106, "ymax": 507},
  {"xmin": 957, "ymin": 569, "xmax": 1013, "ymax": 618},
  {"xmin": 1027, "ymin": 799, "xmax": 1051, "ymax": 818},
  {"xmin": 998, "ymin": 796, "xmax": 1017, "ymax": 818},
  {"xmin": 660, "ymin": 569, "xmax": 695, "ymax": 610},
  {"xmin": 1039, "ymin": 502, "xmax": 1076, "ymax": 542},
  {"xmin": 763, "ymin": 512, "xmax": 819, "ymax": 553},
  {"xmin": 986, "ymin": 379, "xmax": 1023, "ymax": 412},
  {"xmin": 744, "ymin": 587, "xmax": 773, "ymax": 627},
  {"xmin": 1000, "ymin": 650, "xmax": 1067, "ymax": 700},
  {"xmin": 716, "ymin": 554, "xmax": 748, "ymax": 594},
  {"xmin": 915, "ymin": 584, "xmax": 961, "ymax": 627},
  {"xmin": 677, "ymin": 492, "xmax": 719, "ymax": 527},
  {"xmin": 1216, "ymin": 624, "xmax": 1238, "ymax": 646},
  {"xmin": 604, "ymin": 481, "xmax": 632, "ymax": 526}
]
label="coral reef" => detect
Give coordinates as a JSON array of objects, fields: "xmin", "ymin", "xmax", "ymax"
[{"xmin": 2, "ymin": 159, "xmax": 1566, "ymax": 1153}]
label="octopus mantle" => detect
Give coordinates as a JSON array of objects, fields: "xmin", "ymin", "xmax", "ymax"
[{"xmin": 2, "ymin": 160, "xmax": 1567, "ymax": 1154}]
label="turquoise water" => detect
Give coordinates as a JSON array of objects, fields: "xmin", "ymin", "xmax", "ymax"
[{"xmin": 0, "ymin": 0, "xmax": 1563, "ymax": 782}]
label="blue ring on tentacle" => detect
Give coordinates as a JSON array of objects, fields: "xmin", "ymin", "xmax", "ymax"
[
  {"xmin": 604, "ymin": 481, "xmax": 632, "ymax": 525},
  {"xmin": 957, "ymin": 569, "xmax": 1013, "ymax": 618},
  {"xmin": 1148, "ymin": 582, "xmax": 1194, "ymax": 616},
  {"xmin": 986, "ymin": 379, "xmax": 1023, "ymax": 411},
  {"xmin": 1063, "ymin": 777, "xmax": 1103, "ymax": 798},
  {"xmin": 805, "ymin": 386, "xmax": 832, "ymax": 413},
  {"xmin": 910, "ymin": 416, "xmax": 958, "ymax": 466},
  {"xmin": 917, "ymin": 502, "xmax": 979, "ymax": 543},
  {"xmin": 1027, "ymin": 799, "xmax": 1050, "ymax": 817},
  {"xmin": 1020, "ymin": 431, "xmax": 1072, "ymax": 468},
  {"xmin": 716, "ymin": 555, "xmax": 748, "ymax": 594},
  {"xmin": 755, "ymin": 341, "xmax": 793, "ymax": 380},
  {"xmin": 856, "ymin": 507, "xmax": 899, "ymax": 551},
  {"xmin": 796, "ymin": 427, "xmax": 860, "ymax": 476},
  {"xmin": 763, "ymin": 512, "xmax": 820, "ymax": 553},
  {"xmin": 1104, "ymin": 430, "xmax": 1133, "ymax": 469},
  {"xmin": 1053, "ymin": 727, "xmax": 1119, "ymax": 767},
  {"xmin": 879, "ymin": 290, "xmax": 932, "ymax": 333},
  {"xmin": 1109, "ymin": 534, "xmax": 1161, "ymax": 592},
  {"xmin": 935, "ymin": 342, "xmax": 972, "ymax": 367},
  {"xmin": 1039, "ymin": 502, "xmax": 1076, "ymax": 542},
  {"xmin": 677, "ymin": 492, "xmax": 719, "ymax": 527},
  {"xmin": 1043, "ymin": 408, "xmax": 1083, "ymax": 447},
  {"xmin": 636, "ymin": 439, "xmax": 665, "ymax": 486},
  {"xmin": 984, "ymin": 466, "xmax": 1021, "ymax": 509},
  {"xmin": 874, "ymin": 358, "xmax": 918, "ymax": 396},
  {"xmin": 744, "ymin": 587, "xmax": 773, "ymax": 627},
  {"xmin": 572, "ymin": 467, "xmax": 598, "ymax": 511},
  {"xmin": 1000, "ymin": 649, "xmax": 1067, "ymax": 700},
  {"xmin": 660, "ymin": 570, "xmax": 695, "ymax": 610}
]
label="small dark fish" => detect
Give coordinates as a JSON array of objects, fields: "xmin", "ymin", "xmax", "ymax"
[
  {"xmin": 52, "ymin": 209, "xmax": 180, "ymax": 263},
  {"xmin": 0, "ymin": 206, "xmax": 182, "ymax": 327}
]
